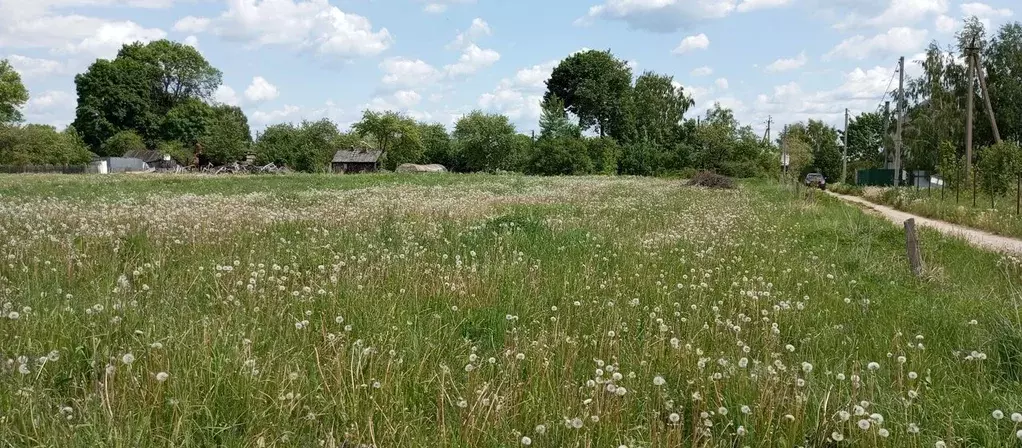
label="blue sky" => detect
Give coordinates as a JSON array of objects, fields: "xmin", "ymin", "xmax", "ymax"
[{"xmin": 2, "ymin": 0, "xmax": 1017, "ymax": 138}]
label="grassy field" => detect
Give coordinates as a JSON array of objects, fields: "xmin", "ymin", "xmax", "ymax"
[
  {"xmin": 2, "ymin": 174, "xmax": 1022, "ymax": 447},
  {"xmin": 829, "ymin": 183, "xmax": 1022, "ymax": 240}
]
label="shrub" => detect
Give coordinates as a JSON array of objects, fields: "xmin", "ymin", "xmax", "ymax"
[{"xmin": 686, "ymin": 171, "xmax": 736, "ymax": 189}]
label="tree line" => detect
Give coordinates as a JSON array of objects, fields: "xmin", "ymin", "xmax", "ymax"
[{"xmin": 0, "ymin": 39, "xmax": 824, "ymax": 177}]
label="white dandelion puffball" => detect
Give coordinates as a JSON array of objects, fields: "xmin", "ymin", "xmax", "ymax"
[
  {"xmin": 831, "ymin": 432, "xmax": 844, "ymax": 442},
  {"xmin": 1012, "ymin": 413, "xmax": 1022, "ymax": 423},
  {"xmin": 653, "ymin": 375, "xmax": 666, "ymax": 386},
  {"xmin": 867, "ymin": 362, "xmax": 880, "ymax": 371},
  {"xmin": 121, "ymin": 353, "xmax": 135, "ymax": 365},
  {"xmin": 669, "ymin": 413, "xmax": 681, "ymax": 423},
  {"xmin": 878, "ymin": 428, "xmax": 890, "ymax": 437},
  {"xmin": 935, "ymin": 441, "xmax": 946, "ymax": 448},
  {"xmin": 718, "ymin": 407, "xmax": 728, "ymax": 415},
  {"xmin": 156, "ymin": 372, "xmax": 169, "ymax": 382},
  {"xmin": 857, "ymin": 419, "xmax": 871, "ymax": 430},
  {"xmin": 837, "ymin": 411, "xmax": 850, "ymax": 421},
  {"xmin": 516, "ymin": 353, "xmax": 525, "ymax": 361},
  {"xmin": 520, "ymin": 436, "xmax": 531, "ymax": 446},
  {"xmin": 741, "ymin": 405, "xmax": 751, "ymax": 414},
  {"xmin": 1016, "ymin": 429, "xmax": 1022, "ymax": 440},
  {"xmin": 801, "ymin": 362, "xmax": 813, "ymax": 373},
  {"xmin": 615, "ymin": 387, "xmax": 627, "ymax": 396},
  {"xmin": 534, "ymin": 424, "xmax": 546, "ymax": 434},
  {"xmin": 993, "ymin": 410, "xmax": 1005, "ymax": 420},
  {"xmin": 570, "ymin": 417, "xmax": 583, "ymax": 429}
]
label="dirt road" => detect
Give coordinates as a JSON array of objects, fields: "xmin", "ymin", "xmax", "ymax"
[{"xmin": 827, "ymin": 191, "xmax": 1022, "ymax": 255}]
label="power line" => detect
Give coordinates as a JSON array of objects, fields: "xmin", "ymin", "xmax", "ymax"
[{"xmin": 874, "ymin": 63, "xmax": 900, "ymax": 115}]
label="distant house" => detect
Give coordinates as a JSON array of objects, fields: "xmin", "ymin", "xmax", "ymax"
[
  {"xmin": 332, "ymin": 148, "xmax": 383, "ymax": 174},
  {"xmin": 123, "ymin": 149, "xmax": 179, "ymax": 170}
]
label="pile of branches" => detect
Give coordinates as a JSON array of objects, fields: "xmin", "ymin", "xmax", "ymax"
[
  {"xmin": 686, "ymin": 171, "xmax": 737, "ymax": 189},
  {"xmin": 184, "ymin": 163, "xmax": 291, "ymax": 175}
]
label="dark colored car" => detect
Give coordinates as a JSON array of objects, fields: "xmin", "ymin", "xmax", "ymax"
[{"xmin": 804, "ymin": 173, "xmax": 826, "ymax": 190}]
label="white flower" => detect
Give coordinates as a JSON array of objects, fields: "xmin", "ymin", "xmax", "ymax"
[
  {"xmin": 7, "ymin": 311, "xmax": 19, "ymax": 320},
  {"xmin": 335, "ymin": 316, "xmax": 344, "ymax": 324},
  {"xmin": 857, "ymin": 419, "xmax": 871, "ymax": 430},
  {"xmin": 935, "ymin": 441, "xmax": 946, "ymax": 448},
  {"xmin": 741, "ymin": 405, "xmax": 751, "ymax": 414},
  {"xmin": 993, "ymin": 410, "xmax": 1005, "ymax": 420},
  {"xmin": 908, "ymin": 423, "xmax": 920, "ymax": 434},
  {"xmin": 456, "ymin": 399, "xmax": 468, "ymax": 408},
  {"xmin": 736, "ymin": 426, "xmax": 746, "ymax": 436},
  {"xmin": 831, "ymin": 432, "xmax": 844, "ymax": 442},
  {"xmin": 570, "ymin": 417, "xmax": 583, "ymax": 429},
  {"xmin": 801, "ymin": 362, "xmax": 813, "ymax": 373},
  {"xmin": 878, "ymin": 428, "xmax": 890, "ymax": 437},
  {"xmin": 516, "ymin": 353, "xmax": 525, "ymax": 360},
  {"xmin": 615, "ymin": 387, "xmax": 627, "ymax": 396},
  {"xmin": 1012, "ymin": 413, "xmax": 1022, "ymax": 423},
  {"xmin": 121, "ymin": 353, "xmax": 135, "ymax": 365},
  {"xmin": 18, "ymin": 363, "xmax": 29, "ymax": 375},
  {"xmin": 669, "ymin": 413, "xmax": 680, "ymax": 423},
  {"xmin": 653, "ymin": 375, "xmax": 666, "ymax": 386},
  {"xmin": 867, "ymin": 362, "xmax": 880, "ymax": 371},
  {"xmin": 718, "ymin": 407, "xmax": 728, "ymax": 415},
  {"xmin": 837, "ymin": 411, "xmax": 850, "ymax": 421},
  {"xmin": 908, "ymin": 371, "xmax": 918, "ymax": 379},
  {"xmin": 156, "ymin": 372, "xmax": 169, "ymax": 382},
  {"xmin": 520, "ymin": 436, "xmax": 532, "ymax": 446},
  {"xmin": 534, "ymin": 424, "xmax": 546, "ymax": 434},
  {"xmin": 1016, "ymin": 429, "xmax": 1022, "ymax": 440}
]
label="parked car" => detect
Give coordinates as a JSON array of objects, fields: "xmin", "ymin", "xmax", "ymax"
[{"xmin": 804, "ymin": 173, "xmax": 826, "ymax": 190}]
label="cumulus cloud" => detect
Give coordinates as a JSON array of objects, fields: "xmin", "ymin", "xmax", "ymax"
[
  {"xmin": 477, "ymin": 60, "xmax": 558, "ymax": 128},
  {"xmin": 448, "ymin": 18, "xmax": 491, "ymax": 50},
  {"xmin": 245, "ymin": 76, "xmax": 279, "ymax": 103},
  {"xmin": 6, "ymin": 55, "xmax": 67, "ymax": 77},
  {"xmin": 172, "ymin": 16, "xmax": 210, "ymax": 33},
  {"xmin": 824, "ymin": 27, "xmax": 928, "ymax": 60},
  {"xmin": 935, "ymin": 14, "xmax": 956, "ymax": 33},
  {"xmin": 421, "ymin": 0, "xmax": 475, "ymax": 14},
  {"xmin": 379, "ymin": 57, "xmax": 442, "ymax": 89},
  {"xmin": 58, "ymin": 21, "xmax": 166, "ymax": 59},
  {"xmin": 672, "ymin": 33, "xmax": 710, "ymax": 54},
  {"xmin": 444, "ymin": 44, "xmax": 500, "ymax": 77},
  {"xmin": 580, "ymin": 0, "xmax": 789, "ymax": 32},
  {"xmin": 190, "ymin": 0, "xmax": 392, "ymax": 59},
  {"xmin": 765, "ymin": 51, "xmax": 807, "ymax": 72},
  {"xmin": 715, "ymin": 78, "xmax": 729, "ymax": 89},
  {"xmin": 691, "ymin": 66, "xmax": 713, "ymax": 77},
  {"xmin": 214, "ymin": 84, "xmax": 240, "ymax": 106},
  {"xmin": 252, "ymin": 104, "xmax": 301, "ymax": 124}
]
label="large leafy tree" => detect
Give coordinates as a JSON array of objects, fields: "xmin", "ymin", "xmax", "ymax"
[
  {"xmin": 255, "ymin": 119, "xmax": 342, "ymax": 172},
  {"xmin": 73, "ymin": 39, "xmax": 223, "ymax": 152},
  {"xmin": 545, "ymin": 50, "xmax": 635, "ymax": 142},
  {"xmin": 780, "ymin": 120, "xmax": 842, "ymax": 181},
  {"xmin": 198, "ymin": 105, "xmax": 252, "ymax": 165},
  {"xmin": 418, "ymin": 123, "xmax": 455, "ymax": 168},
  {"xmin": 538, "ymin": 95, "xmax": 579, "ymax": 140},
  {"xmin": 452, "ymin": 111, "xmax": 524, "ymax": 172},
  {"xmin": 0, "ymin": 124, "xmax": 92, "ymax": 165},
  {"xmin": 0, "ymin": 59, "xmax": 29, "ymax": 125},
  {"xmin": 351, "ymin": 111, "xmax": 424, "ymax": 170},
  {"xmin": 633, "ymin": 71, "xmax": 692, "ymax": 145},
  {"xmin": 846, "ymin": 111, "xmax": 888, "ymax": 169},
  {"xmin": 985, "ymin": 22, "xmax": 1022, "ymax": 143}
]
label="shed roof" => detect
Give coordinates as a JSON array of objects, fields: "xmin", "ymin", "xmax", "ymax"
[
  {"xmin": 332, "ymin": 149, "xmax": 383, "ymax": 163},
  {"xmin": 123, "ymin": 149, "xmax": 166, "ymax": 163}
]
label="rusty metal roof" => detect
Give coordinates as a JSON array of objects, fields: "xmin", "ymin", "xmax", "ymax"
[{"xmin": 332, "ymin": 149, "xmax": 383, "ymax": 163}]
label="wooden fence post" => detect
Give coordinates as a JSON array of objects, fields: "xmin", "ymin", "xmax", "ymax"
[{"xmin": 904, "ymin": 218, "xmax": 925, "ymax": 278}]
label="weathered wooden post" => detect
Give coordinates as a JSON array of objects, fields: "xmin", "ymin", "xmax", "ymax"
[{"xmin": 904, "ymin": 219, "xmax": 924, "ymax": 278}]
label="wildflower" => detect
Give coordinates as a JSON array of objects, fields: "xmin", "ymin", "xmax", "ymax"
[
  {"xmin": 801, "ymin": 362, "xmax": 813, "ymax": 373},
  {"xmin": 908, "ymin": 371, "xmax": 918, "ymax": 379},
  {"xmin": 456, "ymin": 399, "xmax": 468, "ymax": 408},
  {"xmin": 785, "ymin": 344, "xmax": 795, "ymax": 352},
  {"xmin": 993, "ymin": 410, "xmax": 1005, "ymax": 420},
  {"xmin": 736, "ymin": 426, "xmax": 746, "ymax": 436},
  {"xmin": 121, "ymin": 353, "xmax": 135, "ymax": 365},
  {"xmin": 741, "ymin": 405, "xmax": 751, "ymax": 414},
  {"xmin": 534, "ymin": 424, "xmax": 546, "ymax": 434},
  {"xmin": 907, "ymin": 423, "xmax": 920, "ymax": 434},
  {"xmin": 18, "ymin": 363, "xmax": 29, "ymax": 375},
  {"xmin": 653, "ymin": 375, "xmax": 666, "ymax": 386},
  {"xmin": 520, "ymin": 436, "xmax": 532, "ymax": 446},
  {"xmin": 1016, "ymin": 429, "xmax": 1022, "ymax": 440},
  {"xmin": 7, "ymin": 311, "xmax": 18, "ymax": 320},
  {"xmin": 615, "ymin": 387, "xmax": 627, "ymax": 396},
  {"xmin": 831, "ymin": 432, "xmax": 844, "ymax": 442},
  {"xmin": 870, "ymin": 413, "xmax": 884, "ymax": 424},
  {"xmin": 1012, "ymin": 413, "xmax": 1022, "ymax": 422},
  {"xmin": 878, "ymin": 428, "xmax": 890, "ymax": 437},
  {"xmin": 570, "ymin": 417, "xmax": 583, "ymax": 429},
  {"xmin": 837, "ymin": 411, "xmax": 850, "ymax": 421},
  {"xmin": 867, "ymin": 362, "xmax": 880, "ymax": 371},
  {"xmin": 156, "ymin": 372, "xmax": 169, "ymax": 382},
  {"xmin": 718, "ymin": 406, "xmax": 728, "ymax": 415},
  {"xmin": 935, "ymin": 441, "xmax": 946, "ymax": 448},
  {"xmin": 335, "ymin": 316, "xmax": 344, "ymax": 324},
  {"xmin": 857, "ymin": 419, "xmax": 871, "ymax": 430},
  {"xmin": 516, "ymin": 353, "xmax": 525, "ymax": 360}
]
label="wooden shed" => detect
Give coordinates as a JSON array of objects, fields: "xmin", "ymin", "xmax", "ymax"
[
  {"xmin": 123, "ymin": 149, "xmax": 179, "ymax": 170},
  {"xmin": 332, "ymin": 149, "xmax": 383, "ymax": 174}
]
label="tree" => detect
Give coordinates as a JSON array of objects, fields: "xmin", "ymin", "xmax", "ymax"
[
  {"xmin": 103, "ymin": 130, "xmax": 146, "ymax": 156},
  {"xmin": 527, "ymin": 137, "xmax": 593, "ymax": 175},
  {"xmin": 779, "ymin": 120, "xmax": 842, "ymax": 181},
  {"xmin": 0, "ymin": 124, "xmax": 92, "ymax": 165},
  {"xmin": 419, "ymin": 123, "xmax": 455, "ymax": 168},
  {"xmin": 197, "ymin": 105, "xmax": 251, "ymax": 165},
  {"xmin": 452, "ymin": 111, "xmax": 523, "ymax": 172},
  {"xmin": 585, "ymin": 137, "xmax": 620, "ymax": 175},
  {"xmin": 977, "ymin": 141, "xmax": 1022, "ymax": 196},
  {"xmin": 254, "ymin": 119, "xmax": 342, "ymax": 172},
  {"xmin": 846, "ymin": 112, "xmax": 888, "ymax": 169},
  {"xmin": 73, "ymin": 39, "xmax": 223, "ymax": 151},
  {"xmin": 351, "ymin": 110, "xmax": 424, "ymax": 170},
  {"xmin": 538, "ymin": 95, "xmax": 579, "ymax": 140},
  {"xmin": 0, "ymin": 59, "xmax": 29, "ymax": 124},
  {"xmin": 691, "ymin": 103, "xmax": 740, "ymax": 172},
  {"xmin": 633, "ymin": 72, "xmax": 692, "ymax": 146},
  {"xmin": 545, "ymin": 50, "xmax": 635, "ymax": 141},
  {"xmin": 161, "ymin": 98, "xmax": 215, "ymax": 147},
  {"xmin": 985, "ymin": 22, "xmax": 1022, "ymax": 143}
]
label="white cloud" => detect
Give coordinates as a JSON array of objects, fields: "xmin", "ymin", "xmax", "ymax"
[
  {"xmin": 183, "ymin": 35, "xmax": 199, "ymax": 48},
  {"xmin": 478, "ymin": 60, "xmax": 558, "ymax": 128},
  {"xmin": 393, "ymin": 90, "xmax": 422, "ymax": 108},
  {"xmin": 422, "ymin": 0, "xmax": 475, "ymax": 14},
  {"xmin": 672, "ymin": 33, "xmax": 710, "ymax": 54},
  {"xmin": 198, "ymin": 0, "xmax": 392, "ymax": 59},
  {"xmin": 253, "ymin": 104, "xmax": 301, "ymax": 124},
  {"xmin": 691, "ymin": 66, "xmax": 713, "ymax": 77},
  {"xmin": 59, "ymin": 21, "xmax": 166, "ymax": 59},
  {"xmin": 444, "ymin": 44, "xmax": 500, "ymax": 77},
  {"xmin": 172, "ymin": 16, "xmax": 209, "ymax": 33},
  {"xmin": 736, "ymin": 0, "xmax": 793, "ymax": 13},
  {"xmin": 448, "ymin": 18, "xmax": 491, "ymax": 50},
  {"xmin": 866, "ymin": 0, "xmax": 948, "ymax": 27},
  {"xmin": 824, "ymin": 27, "xmax": 928, "ymax": 60},
  {"xmin": 935, "ymin": 14, "xmax": 956, "ymax": 33},
  {"xmin": 380, "ymin": 57, "xmax": 442, "ymax": 89},
  {"xmin": 6, "ymin": 55, "xmax": 66, "ymax": 77},
  {"xmin": 214, "ymin": 84, "xmax": 240, "ymax": 106},
  {"xmin": 715, "ymin": 78, "xmax": 729, "ymax": 89},
  {"xmin": 245, "ymin": 76, "xmax": 279, "ymax": 103},
  {"xmin": 960, "ymin": 3, "xmax": 1013, "ymax": 21},
  {"xmin": 765, "ymin": 51, "xmax": 807, "ymax": 72},
  {"xmin": 26, "ymin": 90, "xmax": 72, "ymax": 112}
]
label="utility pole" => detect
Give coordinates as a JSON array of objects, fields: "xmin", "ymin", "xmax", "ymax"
[
  {"xmin": 884, "ymin": 101, "xmax": 891, "ymax": 168},
  {"xmin": 765, "ymin": 116, "xmax": 772, "ymax": 146},
  {"xmin": 894, "ymin": 56, "xmax": 905, "ymax": 187},
  {"xmin": 966, "ymin": 39, "xmax": 976, "ymax": 177},
  {"xmin": 973, "ymin": 50, "xmax": 1002, "ymax": 144},
  {"xmin": 842, "ymin": 108, "xmax": 849, "ymax": 184}
]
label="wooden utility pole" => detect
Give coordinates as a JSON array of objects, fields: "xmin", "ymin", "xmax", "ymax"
[
  {"xmin": 842, "ymin": 108, "xmax": 849, "ymax": 184},
  {"xmin": 973, "ymin": 51, "xmax": 1002, "ymax": 144},
  {"xmin": 884, "ymin": 101, "xmax": 891, "ymax": 168},
  {"xmin": 894, "ymin": 56, "xmax": 905, "ymax": 187},
  {"xmin": 966, "ymin": 43, "xmax": 976, "ymax": 177},
  {"xmin": 764, "ymin": 115, "xmax": 772, "ymax": 145}
]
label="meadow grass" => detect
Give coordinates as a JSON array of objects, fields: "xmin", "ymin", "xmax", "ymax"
[{"xmin": 2, "ymin": 174, "xmax": 1022, "ymax": 447}]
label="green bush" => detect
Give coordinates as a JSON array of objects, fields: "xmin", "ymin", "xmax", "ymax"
[
  {"xmin": 103, "ymin": 130, "xmax": 146, "ymax": 156},
  {"xmin": 0, "ymin": 124, "xmax": 93, "ymax": 165}
]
